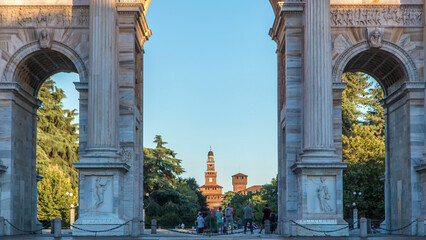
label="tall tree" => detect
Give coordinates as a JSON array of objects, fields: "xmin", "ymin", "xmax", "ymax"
[
  {"xmin": 37, "ymin": 78, "xmax": 79, "ymax": 187},
  {"xmin": 341, "ymin": 73, "xmax": 385, "ymax": 220},
  {"xmin": 143, "ymin": 135, "xmax": 184, "ymax": 194},
  {"xmin": 37, "ymin": 165, "xmax": 78, "ymax": 222},
  {"xmin": 36, "ymin": 78, "xmax": 79, "ymax": 222}
]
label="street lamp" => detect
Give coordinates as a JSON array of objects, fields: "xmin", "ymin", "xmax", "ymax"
[
  {"xmin": 65, "ymin": 192, "xmax": 75, "ymax": 229},
  {"xmin": 352, "ymin": 191, "xmax": 362, "ymax": 229}
]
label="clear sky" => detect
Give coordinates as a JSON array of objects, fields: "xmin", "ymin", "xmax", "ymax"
[{"xmin": 53, "ymin": 0, "xmax": 278, "ymax": 192}]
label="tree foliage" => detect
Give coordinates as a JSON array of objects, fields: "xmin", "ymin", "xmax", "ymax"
[
  {"xmin": 342, "ymin": 72, "xmax": 385, "ymax": 220},
  {"xmin": 36, "ymin": 79, "xmax": 79, "ymax": 222},
  {"xmin": 143, "ymin": 136, "xmax": 207, "ymax": 227},
  {"xmin": 37, "ymin": 165, "xmax": 78, "ymax": 222},
  {"xmin": 221, "ymin": 178, "xmax": 277, "ymax": 223},
  {"xmin": 37, "ymin": 79, "xmax": 79, "ymax": 187}
]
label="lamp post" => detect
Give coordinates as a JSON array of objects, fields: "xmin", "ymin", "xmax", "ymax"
[
  {"xmin": 65, "ymin": 192, "xmax": 75, "ymax": 229},
  {"xmin": 353, "ymin": 191, "xmax": 362, "ymax": 229}
]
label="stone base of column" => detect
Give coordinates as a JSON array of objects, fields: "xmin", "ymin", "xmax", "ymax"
[
  {"xmin": 290, "ymin": 163, "xmax": 348, "ymax": 236},
  {"xmin": 299, "ymin": 148, "xmax": 339, "ymax": 162},
  {"xmin": 72, "ymin": 215, "xmax": 129, "ymax": 236},
  {"xmin": 292, "ymin": 219, "xmax": 349, "ymax": 236},
  {"xmin": 72, "ymin": 163, "xmax": 130, "ymax": 236}
]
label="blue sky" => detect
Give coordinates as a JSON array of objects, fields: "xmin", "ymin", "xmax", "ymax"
[{"xmin": 53, "ymin": 1, "xmax": 277, "ymax": 192}]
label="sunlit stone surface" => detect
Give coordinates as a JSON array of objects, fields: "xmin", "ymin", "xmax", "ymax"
[{"xmin": 269, "ymin": 0, "xmax": 426, "ymax": 236}]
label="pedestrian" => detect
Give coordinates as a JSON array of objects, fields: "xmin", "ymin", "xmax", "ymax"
[
  {"xmin": 243, "ymin": 202, "xmax": 254, "ymax": 234},
  {"xmin": 223, "ymin": 216, "xmax": 228, "ymax": 234},
  {"xmin": 216, "ymin": 207, "xmax": 224, "ymax": 234},
  {"xmin": 181, "ymin": 222, "xmax": 185, "ymax": 229},
  {"xmin": 237, "ymin": 217, "xmax": 242, "ymax": 229},
  {"xmin": 196, "ymin": 212, "xmax": 205, "ymax": 233},
  {"xmin": 259, "ymin": 204, "xmax": 272, "ymax": 233},
  {"xmin": 225, "ymin": 203, "xmax": 234, "ymax": 233}
]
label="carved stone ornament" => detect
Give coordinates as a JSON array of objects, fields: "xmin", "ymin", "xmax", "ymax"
[
  {"xmin": 333, "ymin": 34, "xmax": 349, "ymax": 54},
  {"xmin": 331, "ymin": 5, "xmax": 423, "ymax": 27},
  {"xmin": 0, "ymin": 6, "xmax": 89, "ymax": 28},
  {"xmin": 39, "ymin": 30, "xmax": 51, "ymax": 49},
  {"xmin": 119, "ymin": 146, "xmax": 132, "ymax": 162},
  {"xmin": 367, "ymin": 27, "xmax": 384, "ymax": 48},
  {"xmin": 94, "ymin": 177, "xmax": 109, "ymax": 210}
]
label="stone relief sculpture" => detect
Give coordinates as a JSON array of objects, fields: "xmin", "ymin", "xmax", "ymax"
[
  {"xmin": 367, "ymin": 28, "xmax": 384, "ymax": 48},
  {"xmin": 39, "ymin": 30, "xmax": 51, "ymax": 49},
  {"xmin": 119, "ymin": 146, "xmax": 132, "ymax": 162},
  {"xmin": 311, "ymin": 177, "xmax": 334, "ymax": 213},
  {"xmin": 94, "ymin": 177, "xmax": 109, "ymax": 209},
  {"xmin": 331, "ymin": 6, "xmax": 422, "ymax": 27},
  {"xmin": 0, "ymin": 6, "xmax": 89, "ymax": 27}
]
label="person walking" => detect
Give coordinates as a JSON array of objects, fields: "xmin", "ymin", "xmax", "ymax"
[
  {"xmin": 216, "ymin": 207, "xmax": 224, "ymax": 234},
  {"xmin": 259, "ymin": 204, "xmax": 272, "ymax": 233},
  {"xmin": 196, "ymin": 212, "xmax": 205, "ymax": 234},
  {"xmin": 225, "ymin": 203, "xmax": 234, "ymax": 233},
  {"xmin": 243, "ymin": 202, "xmax": 254, "ymax": 234}
]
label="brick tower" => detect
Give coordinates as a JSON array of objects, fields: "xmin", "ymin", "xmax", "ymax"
[
  {"xmin": 199, "ymin": 148, "xmax": 223, "ymax": 209},
  {"xmin": 232, "ymin": 173, "xmax": 248, "ymax": 193}
]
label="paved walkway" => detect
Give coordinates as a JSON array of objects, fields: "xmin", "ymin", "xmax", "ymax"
[{"xmin": 0, "ymin": 229, "xmax": 424, "ymax": 240}]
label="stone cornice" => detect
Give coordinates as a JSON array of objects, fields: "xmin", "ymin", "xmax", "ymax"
[
  {"xmin": 73, "ymin": 162, "xmax": 130, "ymax": 173},
  {"xmin": 383, "ymin": 81, "xmax": 426, "ymax": 107},
  {"xmin": 282, "ymin": 2, "xmax": 304, "ymax": 14},
  {"xmin": 116, "ymin": 2, "xmax": 151, "ymax": 48},
  {"xmin": 291, "ymin": 162, "xmax": 349, "ymax": 173}
]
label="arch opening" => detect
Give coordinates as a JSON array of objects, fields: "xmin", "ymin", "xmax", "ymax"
[
  {"xmin": 337, "ymin": 47, "xmax": 420, "ymax": 234},
  {"xmin": 14, "ymin": 49, "xmax": 78, "ymax": 96},
  {"xmin": 344, "ymin": 49, "xmax": 405, "ymax": 95},
  {"xmin": 0, "ymin": 48, "xmax": 82, "ymax": 234}
]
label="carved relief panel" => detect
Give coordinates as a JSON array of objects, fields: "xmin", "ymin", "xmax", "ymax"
[
  {"xmin": 331, "ymin": 5, "xmax": 423, "ymax": 27},
  {"xmin": 85, "ymin": 176, "xmax": 114, "ymax": 214},
  {"xmin": 307, "ymin": 176, "xmax": 336, "ymax": 214},
  {"xmin": 0, "ymin": 6, "xmax": 89, "ymax": 27}
]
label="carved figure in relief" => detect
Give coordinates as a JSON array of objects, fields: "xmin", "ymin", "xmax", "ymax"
[
  {"xmin": 311, "ymin": 177, "xmax": 334, "ymax": 213},
  {"xmin": 331, "ymin": 7, "xmax": 421, "ymax": 26},
  {"xmin": 39, "ymin": 30, "xmax": 51, "ymax": 49},
  {"xmin": 368, "ymin": 28, "xmax": 383, "ymax": 48},
  {"xmin": 94, "ymin": 177, "xmax": 109, "ymax": 209}
]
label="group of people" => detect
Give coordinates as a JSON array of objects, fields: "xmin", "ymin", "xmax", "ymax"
[{"xmin": 195, "ymin": 203, "xmax": 278, "ymax": 235}]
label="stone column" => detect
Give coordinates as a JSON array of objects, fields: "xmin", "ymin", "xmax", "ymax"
[
  {"xmin": 301, "ymin": 0, "xmax": 336, "ymax": 160},
  {"xmin": 86, "ymin": 0, "xmax": 119, "ymax": 159},
  {"xmin": 290, "ymin": 1, "xmax": 348, "ymax": 236},
  {"xmin": 73, "ymin": 0, "xmax": 129, "ymax": 236}
]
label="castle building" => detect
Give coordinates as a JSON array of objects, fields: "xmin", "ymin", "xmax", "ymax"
[
  {"xmin": 232, "ymin": 173, "xmax": 262, "ymax": 195},
  {"xmin": 232, "ymin": 173, "xmax": 248, "ymax": 192},
  {"xmin": 199, "ymin": 149, "xmax": 223, "ymax": 209}
]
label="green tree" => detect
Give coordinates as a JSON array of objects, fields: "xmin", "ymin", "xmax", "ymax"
[
  {"xmin": 36, "ymin": 79, "xmax": 79, "ymax": 223},
  {"xmin": 143, "ymin": 135, "xmax": 184, "ymax": 194},
  {"xmin": 37, "ymin": 78, "xmax": 79, "ymax": 187},
  {"xmin": 143, "ymin": 136, "xmax": 205, "ymax": 227},
  {"xmin": 341, "ymin": 73, "xmax": 385, "ymax": 220},
  {"xmin": 37, "ymin": 166, "xmax": 77, "ymax": 223}
]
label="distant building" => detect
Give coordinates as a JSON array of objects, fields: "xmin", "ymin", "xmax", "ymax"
[
  {"xmin": 232, "ymin": 173, "xmax": 248, "ymax": 192},
  {"xmin": 232, "ymin": 173, "xmax": 262, "ymax": 195},
  {"xmin": 199, "ymin": 149, "xmax": 223, "ymax": 209}
]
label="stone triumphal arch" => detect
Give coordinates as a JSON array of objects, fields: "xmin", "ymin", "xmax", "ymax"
[
  {"xmin": 0, "ymin": 0, "xmax": 151, "ymax": 236},
  {"xmin": 0, "ymin": 0, "xmax": 425, "ymax": 237},
  {"xmin": 270, "ymin": 0, "xmax": 426, "ymax": 236}
]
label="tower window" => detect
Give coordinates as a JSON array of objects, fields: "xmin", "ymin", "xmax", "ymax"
[
  {"xmin": 209, "ymin": 178, "xmax": 213, "ymax": 182},
  {"xmin": 209, "ymin": 165, "xmax": 212, "ymax": 169}
]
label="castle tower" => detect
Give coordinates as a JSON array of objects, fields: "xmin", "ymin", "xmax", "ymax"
[
  {"xmin": 232, "ymin": 173, "xmax": 248, "ymax": 193},
  {"xmin": 199, "ymin": 148, "xmax": 223, "ymax": 209}
]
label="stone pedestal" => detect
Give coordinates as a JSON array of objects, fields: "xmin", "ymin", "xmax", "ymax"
[
  {"xmin": 72, "ymin": 165, "xmax": 129, "ymax": 236},
  {"xmin": 291, "ymin": 164, "xmax": 348, "ymax": 236}
]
